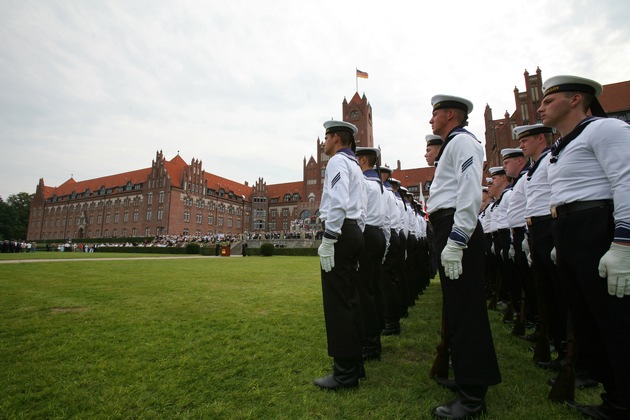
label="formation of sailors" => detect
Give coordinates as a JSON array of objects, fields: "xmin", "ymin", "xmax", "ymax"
[{"xmin": 313, "ymin": 74, "xmax": 630, "ymax": 420}]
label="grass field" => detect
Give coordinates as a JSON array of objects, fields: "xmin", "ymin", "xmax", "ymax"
[{"xmin": 1, "ymin": 255, "xmax": 600, "ymax": 418}]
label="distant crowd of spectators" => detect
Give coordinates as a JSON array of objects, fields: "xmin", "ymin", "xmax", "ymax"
[{"xmin": 1, "ymin": 240, "xmax": 36, "ymax": 253}]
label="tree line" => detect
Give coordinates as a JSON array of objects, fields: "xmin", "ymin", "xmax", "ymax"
[{"xmin": 0, "ymin": 192, "xmax": 33, "ymax": 240}]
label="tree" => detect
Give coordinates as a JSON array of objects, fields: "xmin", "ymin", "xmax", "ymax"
[{"xmin": 0, "ymin": 193, "xmax": 33, "ymax": 240}]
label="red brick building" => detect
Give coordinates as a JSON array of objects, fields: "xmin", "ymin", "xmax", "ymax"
[
  {"xmin": 26, "ymin": 91, "xmax": 434, "ymax": 241},
  {"xmin": 484, "ymin": 67, "xmax": 630, "ymax": 172}
]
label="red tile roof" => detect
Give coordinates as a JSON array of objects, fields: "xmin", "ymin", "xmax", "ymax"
[
  {"xmin": 205, "ymin": 173, "xmax": 253, "ymax": 199},
  {"xmin": 267, "ymin": 181, "xmax": 304, "ymax": 200},
  {"xmin": 46, "ymin": 168, "xmax": 151, "ymax": 198},
  {"xmin": 600, "ymin": 81, "xmax": 630, "ymax": 113},
  {"xmin": 392, "ymin": 167, "xmax": 436, "ymax": 189}
]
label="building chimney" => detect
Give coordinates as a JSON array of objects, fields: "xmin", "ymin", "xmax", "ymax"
[{"xmin": 397, "ymin": 160, "xmax": 401, "ymax": 171}]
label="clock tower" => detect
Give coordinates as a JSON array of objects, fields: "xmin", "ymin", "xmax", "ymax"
[{"xmin": 343, "ymin": 92, "xmax": 373, "ymax": 148}]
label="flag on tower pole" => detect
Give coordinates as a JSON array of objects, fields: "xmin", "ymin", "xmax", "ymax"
[{"xmin": 356, "ymin": 68, "xmax": 368, "ymax": 92}]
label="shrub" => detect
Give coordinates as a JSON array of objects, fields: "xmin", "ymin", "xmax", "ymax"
[
  {"xmin": 260, "ymin": 243, "xmax": 274, "ymax": 257},
  {"xmin": 185, "ymin": 243, "xmax": 201, "ymax": 254}
]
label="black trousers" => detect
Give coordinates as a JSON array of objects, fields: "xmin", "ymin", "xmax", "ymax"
[
  {"xmin": 529, "ymin": 218, "xmax": 567, "ymax": 351},
  {"xmin": 382, "ymin": 229, "xmax": 402, "ymax": 325},
  {"xmin": 512, "ymin": 227, "xmax": 537, "ymax": 319},
  {"xmin": 356, "ymin": 225, "xmax": 387, "ymax": 348},
  {"xmin": 431, "ymin": 213, "xmax": 502, "ymax": 386},
  {"xmin": 320, "ymin": 222, "xmax": 365, "ymax": 358},
  {"xmin": 553, "ymin": 204, "xmax": 630, "ymax": 406}
]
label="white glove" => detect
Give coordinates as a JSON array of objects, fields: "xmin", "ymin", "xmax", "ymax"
[
  {"xmin": 522, "ymin": 238, "xmax": 532, "ymax": 267},
  {"xmin": 598, "ymin": 243, "xmax": 630, "ymax": 298},
  {"xmin": 318, "ymin": 237, "xmax": 337, "ymax": 273},
  {"xmin": 441, "ymin": 239, "xmax": 466, "ymax": 280},
  {"xmin": 508, "ymin": 244, "xmax": 515, "ymax": 261},
  {"xmin": 382, "ymin": 243, "xmax": 389, "ymax": 264},
  {"xmin": 550, "ymin": 247, "xmax": 557, "ymax": 265}
]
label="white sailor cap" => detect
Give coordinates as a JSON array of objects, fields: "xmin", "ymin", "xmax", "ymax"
[
  {"xmin": 425, "ymin": 134, "xmax": 443, "ymax": 146},
  {"xmin": 513, "ymin": 124, "xmax": 553, "ymax": 140},
  {"xmin": 431, "ymin": 94, "xmax": 473, "ymax": 114},
  {"xmin": 542, "ymin": 75, "xmax": 603, "ymax": 98},
  {"xmin": 482, "ymin": 186, "xmax": 488, "ymax": 192},
  {"xmin": 379, "ymin": 166, "xmax": 393, "ymax": 174},
  {"xmin": 389, "ymin": 178, "xmax": 401, "ymax": 186},
  {"xmin": 355, "ymin": 147, "xmax": 380, "ymax": 157},
  {"xmin": 323, "ymin": 120, "xmax": 358, "ymax": 135},
  {"xmin": 399, "ymin": 186, "xmax": 408, "ymax": 194},
  {"xmin": 486, "ymin": 177, "xmax": 494, "ymax": 184},
  {"xmin": 489, "ymin": 166, "xmax": 506, "ymax": 176},
  {"xmin": 501, "ymin": 148, "xmax": 525, "ymax": 159}
]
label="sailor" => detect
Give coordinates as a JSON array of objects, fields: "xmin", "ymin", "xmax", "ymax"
[
  {"xmin": 539, "ymin": 75, "xmax": 630, "ymax": 417},
  {"xmin": 426, "ymin": 94, "xmax": 501, "ymax": 418},
  {"xmin": 502, "ymin": 147, "xmax": 536, "ymax": 336},
  {"xmin": 314, "ymin": 120, "xmax": 366, "ymax": 390},
  {"xmin": 380, "ymin": 168, "xmax": 404, "ymax": 336},
  {"xmin": 354, "ymin": 147, "xmax": 388, "ymax": 362}
]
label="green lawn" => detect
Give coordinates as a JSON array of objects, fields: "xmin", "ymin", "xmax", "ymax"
[{"xmin": 0, "ymin": 256, "xmax": 599, "ymax": 418}]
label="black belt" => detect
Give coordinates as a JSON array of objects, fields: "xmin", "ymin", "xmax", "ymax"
[
  {"xmin": 526, "ymin": 214, "xmax": 552, "ymax": 226},
  {"xmin": 429, "ymin": 208, "xmax": 455, "ymax": 223},
  {"xmin": 498, "ymin": 228, "xmax": 510, "ymax": 234},
  {"xmin": 343, "ymin": 218, "xmax": 358, "ymax": 225},
  {"xmin": 365, "ymin": 224, "xmax": 381, "ymax": 229},
  {"xmin": 551, "ymin": 199, "xmax": 613, "ymax": 219}
]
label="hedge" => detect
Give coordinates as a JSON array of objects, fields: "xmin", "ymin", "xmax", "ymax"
[{"xmin": 247, "ymin": 247, "xmax": 318, "ymax": 257}]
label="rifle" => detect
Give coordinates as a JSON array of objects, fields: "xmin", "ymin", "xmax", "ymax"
[
  {"xmin": 430, "ymin": 305, "xmax": 450, "ymax": 380},
  {"xmin": 548, "ymin": 312, "xmax": 575, "ymax": 403},
  {"xmin": 511, "ymin": 289, "xmax": 526, "ymax": 337}
]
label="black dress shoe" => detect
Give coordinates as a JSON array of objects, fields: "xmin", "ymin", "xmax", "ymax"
[
  {"xmin": 547, "ymin": 376, "xmax": 599, "ymax": 389},
  {"xmin": 362, "ymin": 349, "xmax": 381, "ymax": 361},
  {"xmin": 566, "ymin": 397, "xmax": 630, "ymax": 420},
  {"xmin": 313, "ymin": 374, "xmax": 359, "ymax": 390},
  {"xmin": 432, "ymin": 385, "xmax": 487, "ymax": 419},
  {"xmin": 435, "ymin": 377, "xmax": 458, "ymax": 392},
  {"xmin": 313, "ymin": 358, "xmax": 360, "ymax": 390},
  {"xmin": 432, "ymin": 397, "xmax": 486, "ymax": 419}
]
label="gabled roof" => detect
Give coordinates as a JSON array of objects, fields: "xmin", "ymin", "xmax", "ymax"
[
  {"xmin": 601, "ymin": 81, "xmax": 630, "ymax": 113},
  {"xmin": 392, "ymin": 167, "xmax": 436, "ymax": 189},
  {"xmin": 164, "ymin": 154, "xmax": 187, "ymax": 188},
  {"xmin": 267, "ymin": 181, "xmax": 304, "ymax": 200},
  {"xmin": 205, "ymin": 172, "xmax": 252, "ymax": 198},
  {"xmin": 47, "ymin": 168, "xmax": 151, "ymax": 198}
]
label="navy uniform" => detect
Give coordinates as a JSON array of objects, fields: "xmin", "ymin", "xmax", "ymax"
[
  {"xmin": 541, "ymin": 75, "xmax": 630, "ymax": 417},
  {"xmin": 390, "ymin": 179, "xmax": 412, "ymax": 319},
  {"xmin": 427, "ymin": 95, "xmax": 501, "ymax": 418},
  {"xmin": 314, "ymin": 120, "xmax": 366, "ymax": 390},
  {"xmin": 380, "ymin": 168, "xmax": 404, "ymax": 335},
  {"xmin": 354, "ymin": 147, "xmax": 388, "ymax": 361},
  {"xmin": 479, "ymin": 183, "xmax": 498, "ymax": 306},
  {"xmin": 489, "ymin": 167, "xmax": 511, "ymax": 310},
  {"xmin": 517, "ymin": 124, "xmax": 569, "ymax": 368},
  {"xmin": 503, "ymin": 147, "xmax": 536, "ymax": 334}
]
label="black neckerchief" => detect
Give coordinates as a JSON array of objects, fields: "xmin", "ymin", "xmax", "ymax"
[
  {"xmin": 433, "ymin": 126, "xmax": 478, "ymax": 167},
  {"xmin": 527, "ymin": 146, "xmax": 552, "ymax": 181},
  {"xmin": 512, "ymin": 163, "xmax": 530, "ymax": 186},
  {"xmin": 549, "ymin": 117, "xmax": 601, "ymax": 164},
  {"xmin": 364, "ymin": 169, "xmax": 384, "ymax": 193},
  {"xmin": 491, "ymin": 188, "xmax": 510, "ymax": 210},
  {"xmin": 336, "ymin": 147, "xmax": 360, "ymax": 166}
]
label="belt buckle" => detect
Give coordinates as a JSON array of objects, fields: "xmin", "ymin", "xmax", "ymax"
[{"xmin": 551, "ymin": 207, "xmax": 558, "ymax": 218}]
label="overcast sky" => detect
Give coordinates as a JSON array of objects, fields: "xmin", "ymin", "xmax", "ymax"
[{"xmin": 1, "ymin": 0, "xmax": 629, "ymax": 200}]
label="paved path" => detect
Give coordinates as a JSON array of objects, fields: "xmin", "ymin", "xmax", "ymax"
[{"xmin": 0, "ymin": 255, "xmax": 243, "ymax": 264}]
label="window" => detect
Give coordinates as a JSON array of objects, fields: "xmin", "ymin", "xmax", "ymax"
[
  {"xmin": 158, "ymin": 191, "xmax": 165, "ymax": 204},
  {"xmin": 208, "ymin": 215, "xmax": 214, "ymax": 225},
  {"xmin": 145, "ymin": 227, "xmax": 151, "ymax": 237},
  {"xmin": 196, "ymin": 213, "xmax": 202, "ymax": 224},
  {"xmin": 157, "ymin": 209, "xmax": 163, "ymax": 221},
  {"xmin": 218, "ymin": 217, "xmax": 224, "ymax": 227},
  {"xmin": 123, "ymin": 211, "xmax": 129, "ymax": 222},
  {"xmin": 133, "ymin": 210, "xmax": 139, "ymax": 222},
  {"xmin": 146, "ymin": 210, "xmax": 152, "ymax": 221}
]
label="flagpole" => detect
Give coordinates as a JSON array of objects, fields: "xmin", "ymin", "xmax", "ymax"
[{"xmin": 355, "ymin": 67, "xmax": 358, "ymax": 92}]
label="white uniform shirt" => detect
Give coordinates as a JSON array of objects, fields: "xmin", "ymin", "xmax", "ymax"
[
  {"xmin": 492, "ymin": 188, "xmax": 512, "ymax": 230},
  {"xmin": 417, "ymin": 214, "xmax": 427, "ymax": 239},
  {"xmin": 525, "ymin": 152, "xmax": 552, "ymax": 218},
  {"xmin": 384, "ymin": 184, "xmax": 402, "ymax": 232},
  {"xmin": 548, "ymin": 118, "xmax": 630, "ymax": 242},
  {"xmin": 319, "ymin": 149, "xmax": 366, "ymax": 238},
  {"xmin": 507, "ymin": 170, "xmax": 529, "ymax": 229},
  {"xmin": 395, "ymin": 193, "xmax": 409, "ymax": 236},
  {"xmin": 427, "ymin": 129, "xmax": 484, "ymax": 246},
  {"xmin": 362, "ymin": 170, "xmax": 391, "ymax": 245},
  {"xmin": 479, "ymin": 203, "xmax": 493, "ymax": 233}
]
